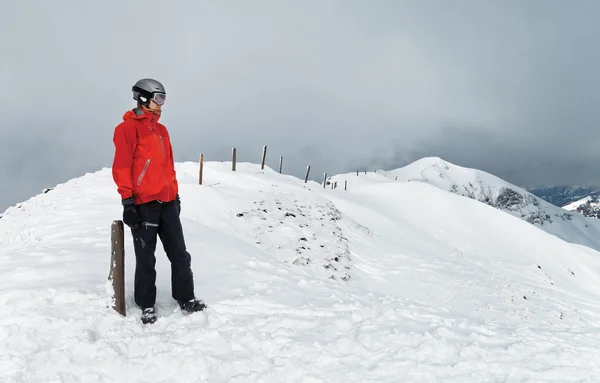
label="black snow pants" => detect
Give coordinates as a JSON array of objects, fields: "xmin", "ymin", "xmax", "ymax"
[{"xmin": 130, "ymin": 199, "xmax": 195, "ymax": 308}]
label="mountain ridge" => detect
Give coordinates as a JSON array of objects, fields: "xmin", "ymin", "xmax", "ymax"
[
  {"xmin": 3, "ymin": 158, "xmax": 600, "ymax": 380},
  {"xmin": 332, "ymin": 156, "xmax": 600, "ymax": 253},
  {"xmin": 527, "ymin": 185, "xmax": 600, "ymax": 208}
]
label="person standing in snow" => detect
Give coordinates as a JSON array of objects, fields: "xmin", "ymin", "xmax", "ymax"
[{"xmin": 111, "ymin": 78, "xmax": 205, "ymax": 324}]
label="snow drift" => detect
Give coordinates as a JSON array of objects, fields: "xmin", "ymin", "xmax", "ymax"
[{"xmin": 3, "ymin": 159, "xmax": 600, "ymax": 382}]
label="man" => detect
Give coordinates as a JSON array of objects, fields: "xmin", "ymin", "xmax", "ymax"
[{"xmin": 112, "ymin": 78, "xmax": 205, "ymax": 324}]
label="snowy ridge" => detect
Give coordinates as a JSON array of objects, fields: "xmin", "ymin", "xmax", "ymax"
[
  {"xmin": 563, "ymin": 196, "xmax": 595, "ymax": 211},
  {"xmin": 563, "ymin": 195, "xmax": 600, "ymax": 219},
  {"xmin": 367, "ymin": 157, "xmax": 600, "ymax": 252},
  {"xmin": 3, "ymin": 159, "xmax": 600, "ymax": 381}
]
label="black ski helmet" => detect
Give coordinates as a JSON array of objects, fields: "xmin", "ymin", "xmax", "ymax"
[{"xmin": 132, "ymin": 78, "xmax": 166, "ymax": 107}]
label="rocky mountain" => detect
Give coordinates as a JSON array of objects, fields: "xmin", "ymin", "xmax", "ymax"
[
  {"xmin": 527, "ymin": 185, "xmax": 600, "ymax": 208},
  {"xmin": 563, "ymin": 195, "xmax": 600, "ymax": 219},
  {"xmin": 378, "ymin": 157, "xmax": 600, "ymax": 252}
]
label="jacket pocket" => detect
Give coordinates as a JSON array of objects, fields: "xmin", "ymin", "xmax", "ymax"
[{"xmin": 137, "ymin": 158, "xmax": 151, "ymax": 186}]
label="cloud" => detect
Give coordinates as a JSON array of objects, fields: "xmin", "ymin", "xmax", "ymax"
[{"xmin": 1, "ymin": 0, "xmax": 599, "ymax": 211}]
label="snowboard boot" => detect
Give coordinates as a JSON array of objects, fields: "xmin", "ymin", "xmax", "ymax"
[
  {"xmin": 141, "ymin": 307, "xmax": 157, "ymax": 324},
  {"xmin": 178, "ymin": 298, "xmax": 206, "ymax": 314}
]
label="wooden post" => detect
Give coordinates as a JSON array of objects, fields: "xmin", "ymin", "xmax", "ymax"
[
  {"xmin": 279, "ymin": 156, "xmax": 283, "ymax": 174},
  {"xmin": 345, "ymin": 180, "xmax": 347, "ymax": 190},
  {"xmin": 304, "ymin": 165, "xmax": 311, "ymax": 183},
  {"xmin": 395, "ymin": 176, "xmax": 398, "ymax": 180},
  {"xmin": 199, "ymin": 154, "xmax": 204, "ymax": 185},
  {"xmin": 109, "ymin": 220, "xmax": 126, "ymax": 316},
  {"xmin": 261, "ymin": 145, "xmax": 267, "ymax": 170},
  {"xmin": 323, "ymin": 173, "xmax": 327, "ymax": 188},
  {"xmin": 232, "ymin": 148, "xmax": 236, "ymax": 171},
  {"xmin": 356, "ymin": 169, "xmax": 359, "ymax": 176}
]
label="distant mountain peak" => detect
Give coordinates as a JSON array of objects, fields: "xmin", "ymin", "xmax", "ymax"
[
  {"xmin": 528, "ymin": 185, "xmax": 600, "ymax": 208},
  {"xmin": 380, "ymin": 157, "xmax": 600, "ymax": 248}
]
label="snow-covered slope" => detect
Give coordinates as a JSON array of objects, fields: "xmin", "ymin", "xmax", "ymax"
[
  {"xmin": 564, "ymin": 196, "xmax": 595, "ymax": 211},
  {"xmin": 375, "ymin": 157, "xmax": 600, "ymax": 252},
  {"xmin": 3, "ymin": 160, "xmax": 600, "ymax": 381},
  {"xmin": 563, "ymin": 195, "xmax": 600, "ymax": 219}
]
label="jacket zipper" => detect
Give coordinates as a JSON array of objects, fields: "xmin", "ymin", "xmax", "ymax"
[
  {"xmin": 137, "ymin": 158, "xmax": 151, "ymax": 185},
  {"xmin": 150, "ymin": 125, "xmax": 171, "ymax": 201},
  {"xmin": 159, "ymin": 136, "xmax": 171, "ymax": 201}
]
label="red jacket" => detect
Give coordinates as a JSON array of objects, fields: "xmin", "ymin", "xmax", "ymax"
[{"xmin": 112, "ymin": 108, "xmax": 178, "ymax": 205}]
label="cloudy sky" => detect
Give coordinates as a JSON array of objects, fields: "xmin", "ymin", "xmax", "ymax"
[{"xmin": 1, "ymin": 0, "xmax": 599, "ymax": 211}]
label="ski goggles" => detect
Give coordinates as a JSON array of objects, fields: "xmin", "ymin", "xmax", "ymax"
[{"xmin": 152, "ymin": 92, "xmax": 166, "ymax": 105}]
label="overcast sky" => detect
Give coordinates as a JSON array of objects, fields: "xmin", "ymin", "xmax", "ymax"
[{"xmin": 1, "ymin": 0, "xmax": 599, "ymax": 211}]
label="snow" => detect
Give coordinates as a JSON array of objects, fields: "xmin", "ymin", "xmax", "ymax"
[
  {"xmin": 3, "ymin": 159, "xmax": 600, "ymax": 381},
  {"xmin": 564, "ymin": 196, "xmax": 593, "ymax": 211},
  {"xmin": 362, "ymin": 156, "xmax": 600, "ymax": 253},
  {"xmin": 561, "ymin": 195, "xmax": 600, "ymax": 220}
]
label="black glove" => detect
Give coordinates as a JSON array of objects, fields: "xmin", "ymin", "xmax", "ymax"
[
  {"xmin": 176, "ymin": 194, "xmax": 181, "ymax": 215},
  {"xmin": 122, "ymin": 196, "xmax": 140, "ymax": 229}
]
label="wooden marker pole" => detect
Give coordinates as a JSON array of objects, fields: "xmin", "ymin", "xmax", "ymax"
[
  {"xmin": 304, "ymin": 166, "xmax": 311, "ymax": 183},
  {"xmin": 232, "ymin": 148, "xmax": 236, "ymax": 171},
  {"xmin": 279, "ymin": 156, "xmax": 283, "ymax": 174},
  {"xmin": 261, "ymin": 145, "xmax": 267, "ymax": 169},
  {"xmin": 323, "ymin": 172, "xmax": 327, "ymax": 188},
  {"xmin": 109, "ymin": 220, "xmax": 126, "ymax": 316},
  {"xmin": 199, "ymin": 154, "xmax": 204, "ymax": 185},
  {"xmin": 345, "ymin": 180, "xmax": 347, "ymax": 190}
]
